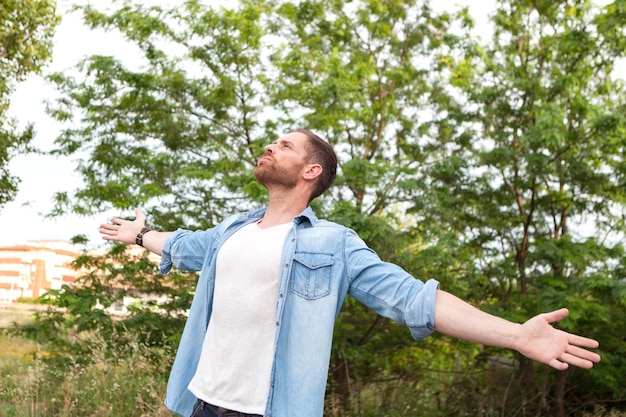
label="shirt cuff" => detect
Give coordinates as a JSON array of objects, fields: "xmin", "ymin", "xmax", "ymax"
[{"xmin": 407, "ymin": 279, "xmax": 440, "ymax": 340}]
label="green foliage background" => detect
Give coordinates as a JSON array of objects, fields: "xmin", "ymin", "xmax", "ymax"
[
  {"xmin": 0, "ymin": 0, "xmax": 59, "ymax": 208},
  {"xmin": 4, "ymin": 0, "xmax": 626, "ymax": 416}
]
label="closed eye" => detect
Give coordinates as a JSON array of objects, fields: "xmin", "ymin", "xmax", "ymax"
[{"xmin": 274, "ymin": 139, "xmax": 295, "ymax": 149}]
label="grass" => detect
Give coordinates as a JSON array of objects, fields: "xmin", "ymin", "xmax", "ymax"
[
  {"xmin": 0, "ymin": 306, "xmax": 174, "ymax": 417},
  {"xmin": 2, "ymin": 307, "xmax": 623, "ymax": 417}
]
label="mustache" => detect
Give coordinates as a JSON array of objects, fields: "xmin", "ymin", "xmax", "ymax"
[{"xmin": 256, "ymin": 153, "xmax": 273, "ymax": 164}]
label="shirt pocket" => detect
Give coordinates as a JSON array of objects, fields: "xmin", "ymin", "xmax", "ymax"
[{"xmin": 290, "ymin": 252, "xmax": 334, "ymax": 300}]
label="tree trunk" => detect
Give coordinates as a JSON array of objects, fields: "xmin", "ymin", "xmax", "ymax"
[
  {"xmin": 329, "ymin": 355, "xmax": 361, "ymax": 416},
  {"xmin": 553, "ymin": 370, "xmax": 568, "ymax": 417},
  {"xmin": 518, "ymin": 355, "xmax": 536, "ymax": 416}
]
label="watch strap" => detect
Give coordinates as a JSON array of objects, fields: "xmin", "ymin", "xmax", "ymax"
[{"xmin": 135, "ymin": 227, "xmax": 153, "ymax": 247}]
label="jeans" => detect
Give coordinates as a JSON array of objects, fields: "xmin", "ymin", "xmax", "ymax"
[{"xmin": 190, "ymin": 399, "xmax": 263, "ymax": 417}]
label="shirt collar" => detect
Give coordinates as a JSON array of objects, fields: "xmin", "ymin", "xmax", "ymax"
[
  {"xmin": 241, "ymin": 206, "xmax": 319, "ymax": 226},
  {"xmin": 295, "ymin": 206, "xmax": 318, "ymax": 226}
]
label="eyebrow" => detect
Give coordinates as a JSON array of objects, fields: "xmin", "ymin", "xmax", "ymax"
[{"xmin": 274, "ymin": 139, "xmax": 295, "ymax": 147}]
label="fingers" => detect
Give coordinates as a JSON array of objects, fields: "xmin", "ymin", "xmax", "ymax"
[
  {"xmin": 545, "ymin": 334, "xmax": 602, "ymax": 370},
  {"xmin": 98, "ymin": 209, "xmax": 144, "ymax": 243},
  {"xmin": 548, "ymin": 350, "xmax": 600, "ymax": 371},
  {"xmin": 559, "ymin": 350, "xmax": 598, "ymax": 370},
  {"xmin": 135, "ymin": 207, "xmax": 145, "ymax": 222},
  {"xmin": 99, "ymin": 222, "xmax": 120, "ymax": 231},
  {"xmin": 100, "ymin": 221, "xmax": 119, "ymax": 229},
  {"xmin": 108, "ymin": 216, "xmax": 127, "ymax": 225},
  {"xmin": 98, "ymin": 223, "xmax": 118, "ymax": 240},
  {"xmin": 567, "ymin": 331, "xmax": 600, "ymax": 348},
  {"xmin": 99, "ymin": 226, "xmax": 115, "ymax": 235},
  {"xmin": 566, "ymin": 344, "xmax": 602, "ymax": 364},
  {"xmin": 542, "ymin": 308, "xmax": 569, "ymax": 323},
  {"xmin": 548, "ymin": 358, "xmax": 569, "ymax": 371}
]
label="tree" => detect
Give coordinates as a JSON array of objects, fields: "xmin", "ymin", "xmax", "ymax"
[
  {"xmin": 14, "ymin": 0, "xmax": 626, "ymax": 415},
  {"xmin": 420, "ymin": 0, "xmax": 626, "ymax": 415},
  {"xmin": 0, "ymin": 0, "xmax": 59, "ymax": 208},
  {"xmin": 45, "ymin": 1, "xmax": 467, "ymax": 413},
  {"xmin": 267, "ymin": 1, "xmax": 482, "ymax": 413}
]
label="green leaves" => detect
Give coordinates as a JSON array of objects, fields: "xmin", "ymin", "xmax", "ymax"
[
  {"xmin": 0, "ymin": 0, "xmax": 59, "ymax": 93},
  {"xmin": 0, "ymin": 0, "xmax": 59, "ymax": 208},
  {"xmin": 45, "ymin": 1, "xmax": 280, "ymax": 227},
  {"xmin": 427, "ymin": 0, "xmax": 626, "ymax": 413},
  {"xmin": 17, "ymin": 0, "xmax": 625, "ymax": 414}
]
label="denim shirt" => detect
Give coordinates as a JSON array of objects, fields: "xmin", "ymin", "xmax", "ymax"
[{"xmin": 160, "ymin": 207, "xmax": 439, "ymax": 417}]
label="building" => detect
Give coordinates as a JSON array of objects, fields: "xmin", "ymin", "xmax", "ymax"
[
  {"xmin": 0, "ymin": 240, "xmax": 81, "ymax": 305},
  {"xmin": 0, "ymin": 240, "xmax": 170, "ymax": 316}
]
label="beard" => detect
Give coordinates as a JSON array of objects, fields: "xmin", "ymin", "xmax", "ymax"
[{"xmin": 253, "ymin": 159, "xmax": 303, "ymax": 189}]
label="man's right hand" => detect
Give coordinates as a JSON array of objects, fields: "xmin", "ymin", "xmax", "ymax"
[{"xmin": 99, "ymin": 207, "xmax": 146, "ymax": 245}]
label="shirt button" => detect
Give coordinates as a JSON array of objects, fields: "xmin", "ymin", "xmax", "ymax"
[
  {"xmin": 279, "ymin": 293, "xmax": 284, "ymax": 298},
  {"xmin": 276, "ymin": 321, "xmax": 279, "ymax": 326}
]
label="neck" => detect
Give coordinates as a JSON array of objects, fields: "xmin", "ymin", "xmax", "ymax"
[{"xmin": 260, "ymin": 190, "xmax": 309, "ymax": 228}]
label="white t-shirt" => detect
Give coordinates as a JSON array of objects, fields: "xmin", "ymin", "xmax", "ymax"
[{"xmin": 188, "ymin": 221, "xmax": 291, "ymax": 414}]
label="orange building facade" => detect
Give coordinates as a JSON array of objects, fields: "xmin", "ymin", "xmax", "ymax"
[{"xmin": 0, "ymin": 240, "xmax": 81, "ymax": 305}]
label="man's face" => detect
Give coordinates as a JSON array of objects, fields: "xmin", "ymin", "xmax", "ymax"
[{"xmin": 253, "ymin": 132, "xmax": 309, "ymax": 189}]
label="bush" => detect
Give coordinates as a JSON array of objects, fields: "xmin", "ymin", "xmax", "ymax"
[{"xmin": 0, "ymin": 332, "xmax": 174, "ymax": 417}]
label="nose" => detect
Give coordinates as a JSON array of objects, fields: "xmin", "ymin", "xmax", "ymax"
[{"xmin": 264, "ymin": 144, "xmax": 274, "ymax": 153}]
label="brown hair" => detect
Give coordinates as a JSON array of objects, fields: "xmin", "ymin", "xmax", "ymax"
[{"xmin": 295, "ymin": 128, "xmax": 337, "ymax": 202}]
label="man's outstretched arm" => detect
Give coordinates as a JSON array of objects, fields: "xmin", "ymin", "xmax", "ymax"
[
  {"xmin": 434, "ymin": 290, "xmax": 601, "ymax": 370},
  {"xmin": 99, "ymin": 207, "xmax": 172, "ymax": 256}
]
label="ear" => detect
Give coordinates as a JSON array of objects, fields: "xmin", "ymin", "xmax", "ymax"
[{"xmin": 302, "ymin": 164, "xmax": 323, "ymax": 180}]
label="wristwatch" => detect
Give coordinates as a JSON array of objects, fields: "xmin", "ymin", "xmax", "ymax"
[{"xmin": 135, "ymin": 227, "xmax": 153, "ymax": 247}]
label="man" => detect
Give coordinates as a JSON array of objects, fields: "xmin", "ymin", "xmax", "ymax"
[{"xmin": 99, "ymin": 128, "xmax": 601, "ymax": 417}]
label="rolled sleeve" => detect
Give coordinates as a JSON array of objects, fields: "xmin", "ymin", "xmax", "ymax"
[
  {"xmin": 405, "ymin": 278, "xmax": 439, "ymax": 340},
  {"xmin": 345, "ymin": 229, "xmax": 440, "ymax": 341},
  {"xmin": 159, "ymin": 258, "xmax": 173, "ymax": 275},
  {"xmin": 159, "ymin": 229, "xmax": 189, "ymax": 275},
  {"xmin": 159, "ymin": 228, "xmax": 212, "ymax": 274}
]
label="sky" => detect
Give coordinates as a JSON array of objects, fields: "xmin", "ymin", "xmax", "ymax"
[
  {"xmin": 0, "ymin": 1, "xmax": 171, "ymax": 247},
  {"xmin": 1, "ymin": 0, "xmax": 495, "ymax": 248},
  {"xmin": 1, "ymin": 0, "xmax": 619, "ymax": 248}
]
